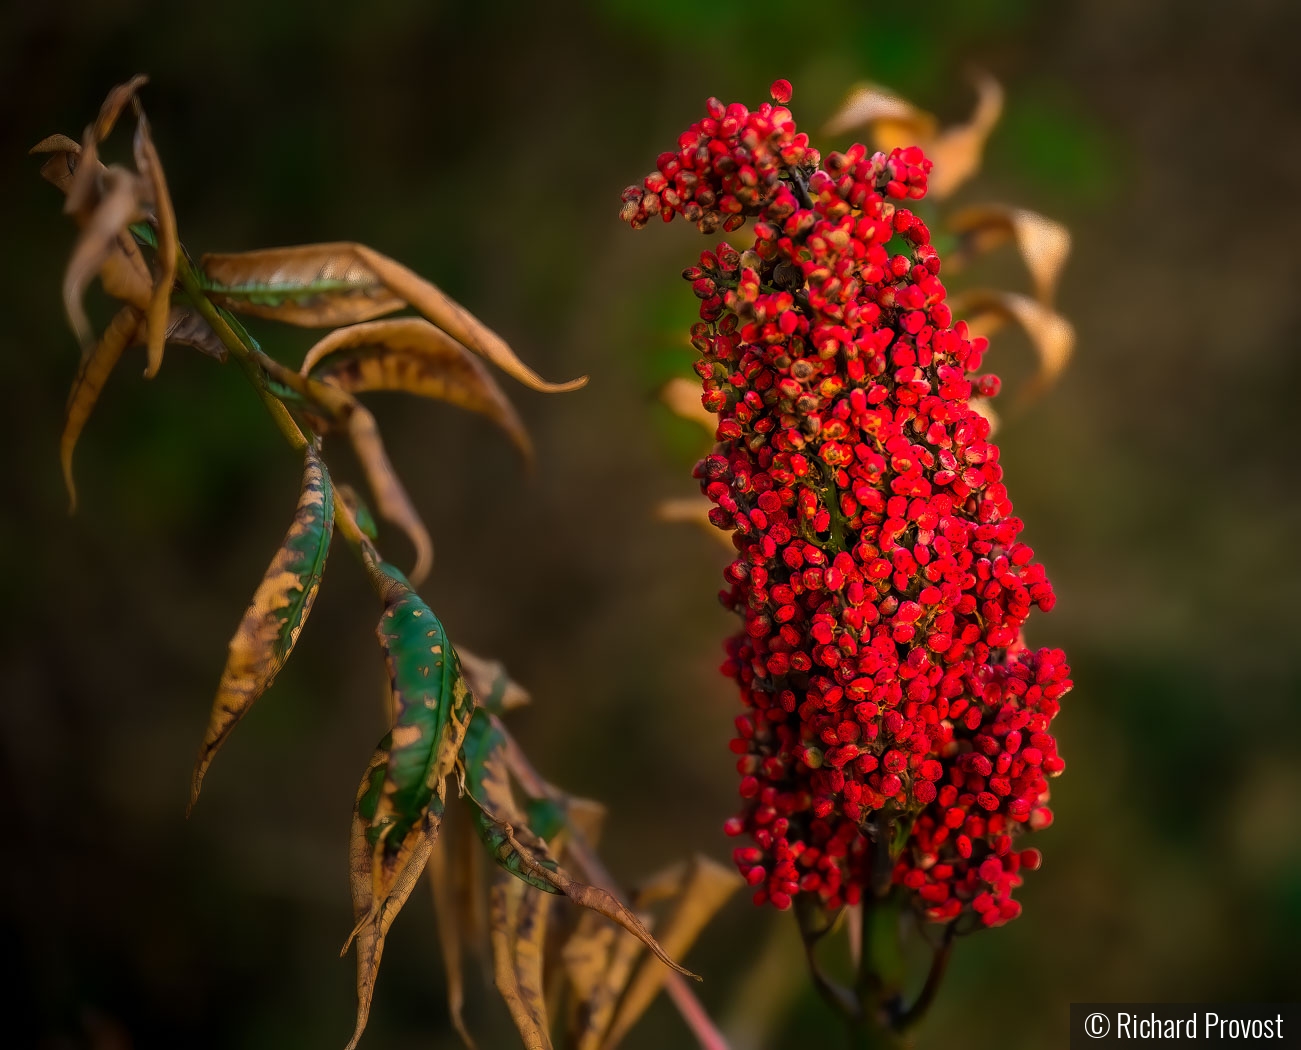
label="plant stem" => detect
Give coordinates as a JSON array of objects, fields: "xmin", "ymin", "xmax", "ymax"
[{"xmin": 501, "ymin": 731, "xmax": 734, "ymax": 1050}]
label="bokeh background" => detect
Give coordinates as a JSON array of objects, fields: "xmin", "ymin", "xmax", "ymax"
[{"xmin": 3, "ymin": 1, "xmax": 1300, "ymax": 1047}]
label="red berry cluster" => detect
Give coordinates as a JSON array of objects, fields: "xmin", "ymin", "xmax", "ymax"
[{"xmin": 621, "ymin": 82, "xmax": 1071, "ymax": 928}]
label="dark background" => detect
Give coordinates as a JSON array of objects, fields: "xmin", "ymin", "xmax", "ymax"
[{"xmin": 3, "ymin": 1, "xmax": 1300, "ymax": 1048}]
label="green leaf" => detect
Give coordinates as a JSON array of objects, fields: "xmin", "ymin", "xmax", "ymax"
[{"xmin": 189, "ymin": 445, "xmax": 334, "ymax": 809}]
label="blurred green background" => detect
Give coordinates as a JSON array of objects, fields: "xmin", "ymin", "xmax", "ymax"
[{"xmin": 3, "ymin": 1, "xmax": 1300, "ymax": 1047}]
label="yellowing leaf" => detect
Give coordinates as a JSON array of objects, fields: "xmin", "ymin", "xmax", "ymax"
[
  {"xmin": 199, "ymin": 242, "xmax": 588, "ymax": 392},
  {"xmin": 952, "ymin": 288, "xmax": 1076, "ymax": 401},
  {"xmin": 132, "ymin": 110, "xmax": 177, "ymax": 379},
  {"xmin": 601, "ymin": 856, "xmax": 742, "ymax": 1050},
  {"xmin": 947, "ymin": 204, "xmax": 1071, "ymax": 304},
  {"xmin": 61, "ymin": 305, "xmax": 142, "ymax": 512},
  {"xmin": 301, "ymin": 317, "xmax": 532, "ymax": 462},
  {"xmin": 189, "ymin": 446, "xmax": 334, "ymax": 809}
]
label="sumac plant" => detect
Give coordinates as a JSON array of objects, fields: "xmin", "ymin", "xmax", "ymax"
[
  {"xmin": 36, "ymin": 71, "xmax": 1076, "ymax": 1050},
  {"xmin": 34, "ymin": 77, "xmax": 748, "ymax": 1050},
  {"xmin": 624, "ymin": 78, "xmax": 1075, "ymax": 1046}
]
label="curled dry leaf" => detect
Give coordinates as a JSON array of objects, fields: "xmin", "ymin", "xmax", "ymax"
[
  {"xmin": 132, "ymin": 111, "xmax": 177, "ymax": 379},
  {"xmin": 569, "ymin": 916, "xmax": 649, "ymax": 1050},
  {"xmin": 32, "ymin": 135, "xmax": 154, "ymax": 312},
  {"xmin": 823, "ymin": 73, "xmax": 1003, "ymax": 200},
  {"xmin": 200, "ymin": 242, "xmax": 587, "ymax": 392},
  {"xmin": 457, "ymin": 647, "xmax": 531, "ymax": 713},
  {"xmin": 822, "ymin": 83, "xmax": 937, "ymax": 144},
  {"xmin": 926, "ymin": 73, "xmax": 1003, "ymax": 200},
  {"xmin": 301, "ymin": 317, "xmax": 532, "ymax": 462},
  {"xmin": 61, "ymin": 305, "xmax": 142, "ymax": 512},
  {"xmin": 92, "ymin": 74, "xmax": 149, "ymax": 143},
  {"xmin": 947, "ymin": 204, "xmax": 1072, "ymax": 304},
  {"xmin": 660, "ymin": 377, "xmax": 715, "ymax": 433},
  {"xmin": 189, "ymin": 446, "xmax": 334, "ymax": 809},
  {"xmin": 62, "ymin": 166, "xmax": 146, "ymax": 347},
  {"xmin": 952, "ymin": 288, "xmax": 1076, "ymax": 400},
  {"xmin": 600, "ymin": 856, "xmax": 742, "ymax": 1050},
  {"xmin": 61, "ymin": 305, "xmax": 225, "ymax": 513}
]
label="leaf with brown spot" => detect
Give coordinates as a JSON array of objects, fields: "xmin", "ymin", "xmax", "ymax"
[
  {"xmin": 951, "ymin": 288, "xmax": 1076, "ymax": 401},
  {"xmin": 568, "ymin": 917, "xmax": 647, "ymax": 1050},
  {"xmin": 600, "ymin": 856, "xmax": 742, "ymax": 1050},
  {"xmin": 62, "ymin": 166, "xmax": 146, "ymax": 347},
  {"xmin": 947, "ymin": 204, "xmax": 1071, "ymax": 305},
  {"xmin": 189, "ymin": 447, "xmax": 333, "ymax": 809},
  {"xmin": 491, "ymin": 871, "xmax": 553, "ymax": 1050},
  {"xmin": 132, "ymin": 110, "xmax": 177, "ymax": 379},
  {"xmin": 199, "ymin": 242, "xmax": 587, "ymax": 392},
  {"xmin": 301, "ymin": 317, "xmax": 532, "ymax": 461},
  {"xmin": 61, "ymin": 305, "xmax": 142, "ymax": 512},
  {"xmin": 926, "ymin": 73, "xmax": 1004, "ymax": 200},
  {"xmin": 660, "ymin": 377, "xmax": 715, "ymax": 433}
]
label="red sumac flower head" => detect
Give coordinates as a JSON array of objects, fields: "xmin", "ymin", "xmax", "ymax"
[{"xmin": 621, "ymin": 82, "xmax": 1071, "ymax": 930}]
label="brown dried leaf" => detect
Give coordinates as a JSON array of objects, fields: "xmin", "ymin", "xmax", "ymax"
[
  {"xmin": 601, "ymin": 856, "xmax": 742, "ymax": 1050},
  {"xmin": 952, "ymin": 288, "xmax": 1076, "ymax": 401},
  {"xmin": 301, "ymin": 317, "xmax": 532, "ymax": 462},
  {"xmin": 823, "ymin": 83, "xmax": 937, "ymax": 144},
  {"xmin": 132, "ymin": 110, "xmax": 177, "ymax": 379},
  {"xmin": 429, "ymin": 834, "xmax": 475, "ymax": 1049},
  {"xmin": 189, "ymin": 447, "xmax": 333, "ymax": 809},
  {"xmin": 457, "ymin": 647, "xmax": 531, "ymax": 713},
  {"xmin": 92, "ymin": 74, "xmax": 148, "ymax": 142},
  {"xmin": 926, "ymin": 73, "xmax": 1004, "ymax": 200},
  {"xmin": 571, "ymin": 920, "xmax": 647, "ymax": 1050},
  {"xmin": 947, "ymin": 204, "xmax": 1071, "ymax": 304},
  {"xmin": 33, "ymin": 136, "xmax": 154, "ymax": 312},
  {"xmin": 63, "ymin": 166, "xmax": 146, "ymax": 347},
  {"xmin": 346, "ymin": 400, "xmax": 433, "ymax": 585},
  {"xmin": 660, "ymin": 377, "xmax": 715, "ymax": 433},
  {"xmin": 158, "ymin": 306, "xmax": 226, "ymax": 360},
  {"xmin": 61, "ymin": 305, "xmax": 141, "ymax": 512},
  {"xmin": 491, "ymin": 873, "xmax": 554, "ymax": 1050},
  {"xmin": 200, "ymin": 242, "xmax": 587, "ymax": 392}
]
